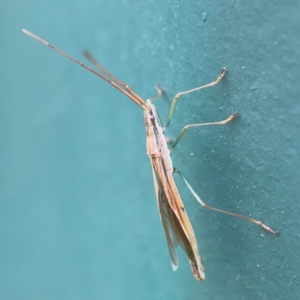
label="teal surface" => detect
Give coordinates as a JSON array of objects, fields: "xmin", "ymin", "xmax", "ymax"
[{"xmin": 1, "ymin": 1, "xmax": 299, "ymax": 299}]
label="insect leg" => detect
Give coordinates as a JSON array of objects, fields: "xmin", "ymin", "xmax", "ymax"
[
  {"xmin": 165, "ymin": 68, "xmax": 227, "ymax": 128},
  {"xmin": 150, "ymin": 85, "xmax": 163, "ymax": 101},
  {"xmin": 170, "ymin": 112, "xmax": 238, "ymax": 151},
  {"xmin": 173, "ymin": 168, "xmax": 279, "ymax": 235}
]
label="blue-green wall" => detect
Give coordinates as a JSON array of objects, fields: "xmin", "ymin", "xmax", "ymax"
[{"xmin": 1, "ymin": 1, "xmax": 299, "ymax": 299}]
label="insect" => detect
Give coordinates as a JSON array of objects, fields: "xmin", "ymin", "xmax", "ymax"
[{"xmin": 23, "ymin": 29, "xmax": 279, "ymax": 280}]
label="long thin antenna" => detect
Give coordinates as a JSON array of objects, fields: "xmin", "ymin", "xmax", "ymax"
[
  {"xmin": 83, "ymin": 51, "xmax": 145, "ymax": 104},
  {"xmin": 22, "ymin": 29, "xmax": 146, "ymax": 109}
]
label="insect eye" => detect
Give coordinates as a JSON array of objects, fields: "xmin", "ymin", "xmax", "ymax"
[{"xmin": 150, "ymin": 115, "xmax": 155, "ymax": 122}]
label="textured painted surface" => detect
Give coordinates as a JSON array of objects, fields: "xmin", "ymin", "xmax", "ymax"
[{"xmin": 0, "ymin": 0, "xmax": 299, "ymax": 299}]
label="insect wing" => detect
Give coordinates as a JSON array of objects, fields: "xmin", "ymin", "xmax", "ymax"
[
  {"xmin": 151, "ymin": 164, "xmax": 179, "ymax": 270},
  {"xmin": 151, "ymin": 155, "xmax": 205, "ymax": 280}
]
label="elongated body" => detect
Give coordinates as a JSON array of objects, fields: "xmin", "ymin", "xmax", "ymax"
[
  {"xmin": 144, "ymin": 100, "xmax": 204, "ymax": 279},
  {"xmin": 23, "ymin": 29, "xmax": 279, "ymax": 281}
]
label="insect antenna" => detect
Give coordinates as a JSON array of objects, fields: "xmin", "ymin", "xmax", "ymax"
[
  {"xmin": 83, "ymin": 51, "xmax": 145, "ymax": 105},
  {"xmin": 22, "ymin": 29, "xmax": 146, "ymax": 109}
]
